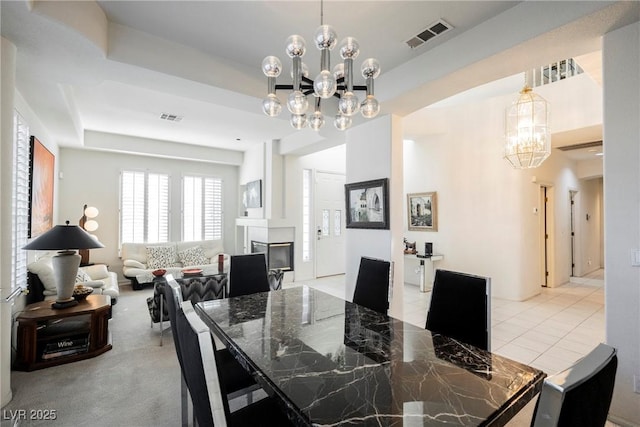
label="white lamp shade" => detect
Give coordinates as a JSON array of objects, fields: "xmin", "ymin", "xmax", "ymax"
[
  {"xmin": 84, "ymin": 206, "xmax": 99, "ymax": 218},
  {"xmin": 84, "ymin": 220, "xmax": 99, "ymax": 232}
]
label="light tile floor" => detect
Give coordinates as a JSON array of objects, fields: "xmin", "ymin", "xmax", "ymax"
[{"xmin": 285, "ymin": 269, "xmax": 610, "ymax": 425}]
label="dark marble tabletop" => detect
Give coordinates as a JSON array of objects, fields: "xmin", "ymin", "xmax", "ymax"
[{"xmin": 196, "ymin": 286, "xmax": 545, "ymax": 426}]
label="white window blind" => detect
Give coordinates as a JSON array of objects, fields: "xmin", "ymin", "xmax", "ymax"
[
  {"xmin": 120, "ymin": 170, "xmax": 169, "ymax": 244},
  {"xmin": 12, "ymin": 111, "xmax": 30, "ymax": 292},
  {"xmin": 183, "ymin": 175, "xmax": 223, "ymax": 241}
]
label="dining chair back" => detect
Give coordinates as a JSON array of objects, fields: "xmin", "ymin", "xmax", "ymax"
[
  {"xmin": 425, "ymin": 269, "xmax": 491, "ymax": 351},
  {"xmin": 352, "ymin": 256, "xmax": 392, "ymax": 314},
  {"xmin": 228, "ymin": 253, "xmax": 271, "ymax": 298},
  {"xmin": 531, "ymin": 343, "xmax": 617, "ymax": 427},
  {"xmin": 176, "ymin": 300, "xmax": 229, "ymax": 426},
  {"xmin": 176, "ymin": 300, "xmax": 293, "ymax": 427},
  {"xmin": 162, "ymin": 275, "xmax": 189, "ymax": 426}
]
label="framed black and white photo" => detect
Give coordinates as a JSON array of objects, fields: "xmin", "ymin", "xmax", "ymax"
[
  {"xmin": 245, "ymin": 179, "xmax": 262, "ymax": 208},
  {"xmin": 345, "ymin": 178, "xmax": 389, "ymax": 229},
  {"xmin": 407, "ymin": 191, "xmax": 437, "ymax": 231}
]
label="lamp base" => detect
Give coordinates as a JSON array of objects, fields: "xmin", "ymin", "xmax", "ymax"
[{"xmin": 52, "ymin": 299, "xmax": 79, "ymax": 309}]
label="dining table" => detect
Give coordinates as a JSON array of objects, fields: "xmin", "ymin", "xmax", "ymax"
[{"xmin": 195, "ymin": 286, "xmax": 546, "ymax": 426}]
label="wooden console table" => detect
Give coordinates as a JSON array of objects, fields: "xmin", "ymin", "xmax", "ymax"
[{"xmin": 14, "ymin": 295, "xmax": 112, "ymax": 371}]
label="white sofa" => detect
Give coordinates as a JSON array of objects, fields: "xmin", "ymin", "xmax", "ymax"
[
  {"xmin": 27, "ymin": 253, "xmax": 119, "ymax": 304},
  {"xmin": 120, "ymin": 240, "xmax": 229, "ymax": 290}
]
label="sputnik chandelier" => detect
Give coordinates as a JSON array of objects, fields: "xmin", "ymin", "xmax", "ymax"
[{"xmin": 261, "ymin": 1, "xmax": 381, "ymax": 131}]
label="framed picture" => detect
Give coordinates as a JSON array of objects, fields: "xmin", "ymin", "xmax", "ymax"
[
  {"xmin": 345, "ymin": 178, "xmax": 389, "ymax": 229},
  {"xmin": 29, "ymin": 136, "xmax": 55, "ymax": 238},
  {"xmin": 407, "ymin": 192, "xmax": 437, "ymax": 231},
  {"xmin": 245, "ymin": 179, "xmax": 262, "ymax": 208}
]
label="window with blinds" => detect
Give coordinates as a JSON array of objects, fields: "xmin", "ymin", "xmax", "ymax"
[
  {"xmin": 120, "ymin": 170, "xmax": 169, "ymax": 244},
  {"xmin": 12, "ymin": 111, "xmax": 30, "ymax": 292},
  {"xmin": 182, "ymin": 175, "xmax": 223, "ymax": 241}
]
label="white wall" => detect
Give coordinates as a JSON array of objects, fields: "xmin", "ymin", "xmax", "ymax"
[
  {"xmin": 403, "ymin": 92, "xmax": 588, "ymax": 301},
  {"xmin": 239, "ymin": 142, "xmax": 265, "ymax": 218},
  {"xmin": 58, "ymin": 147, "xmax": 239, "ymax": 281},
  {"xmin": 345, "ymin": 115, "xmax": 405, "ymax": 316},
  {"xmin": 603, "ymin": 21, "xmax": 640, "ymax": 426},
  {"xmin": 0, "ymin": 36, "xmax": 17, "ymax": 409}
]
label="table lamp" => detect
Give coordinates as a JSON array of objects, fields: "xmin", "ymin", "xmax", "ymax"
[{"xmin": 23, "ymin": 221, "xmax": 105, "ymax": 309}]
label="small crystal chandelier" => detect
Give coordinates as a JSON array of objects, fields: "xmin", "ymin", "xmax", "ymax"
[
  {"xmin": 261, "ymin": 0, "xmax": 381, "ymax": 131},
  {"xmin": 504, "ymin": 72, "xmax": 551, "ymax": 169}
]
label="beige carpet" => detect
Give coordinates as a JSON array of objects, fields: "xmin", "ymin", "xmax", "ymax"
[{"xmin": 5, "ymin": 285, "xmax": 181, "ymax": 426}]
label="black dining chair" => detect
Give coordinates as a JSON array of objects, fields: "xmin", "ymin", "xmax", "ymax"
[
  {"xmin": 531, "ymin": 343, "xmax": 617, "ymax": 427},
  {"xmin": 352, "ymin": 256, "xmax": 392, "ymax": 314},
  {"xmin": 176, "ymin": 300, "xmax": 293, "ymax": 427},
  {"xmin": 162, "ymin": 276, "xmax": 189, "ymax": 426},
  {"xmin": 425, "ymin": 269, "xmax": 491, "ymax": 351},
  {"xmin": 164, "ymin": 276, "xmax": 258, "ymax": 426},
  {"xmin": 228, "ymin": 253, "xmax": 271, "ymax": 298}
]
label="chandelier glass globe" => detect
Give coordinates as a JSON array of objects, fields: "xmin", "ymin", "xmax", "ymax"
[
  {"xmin": 262, "ymin": 94, "xmax": 282, "ymax": 117},
  {"xmin": 360, "ymin": 95, "xmax": 380, "ymax": 119},
  {"xmin": 334, "ymin": 113, "xmax": 352, "ymax": 131},
  {"xmin": 287, "ymin": 90, "xmax": 309, "ymax": 115},
  {"xmin": 361, "ymin": 58, "xmax": 381, "ymax": 79},
  {"xmin": 314, "ymin": 25, "xmax": 338, "ymax": 50},
  {"xmin": 314, "ymin": 70, "xmax": 337, "ymax": 98},
  {"xmin": 262, "ymin": 56, "xmax": 282, "ymax": 77},
  {"xmin": 290, "ymin": 114, "xmax": 308, "ymax": 130},
  {"xmin": 338, "ymin": 92, "xmax": 360, "ymax": 116},
  {"xmin": 309, "ymin": 111, "xmax": 325, "ymax": 131},
  {"xmin": 339, "ymin": 37, "xmax": 360, "ymax": 59},
  {"xmin": 285, "ymin": 35, "xmax": 306, "ymax": 58}
]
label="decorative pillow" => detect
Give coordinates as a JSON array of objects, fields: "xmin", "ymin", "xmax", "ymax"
[
  {"xmin": 27, "ymin": 255, "xmax": 56, "ymax": 292},
  {"xmin": 178, "ymin": 245, "xmax": 209, "ymax": 267},
  {"xmin": 146, "ymin": 246, "xmax": 177, "ymax": 269},
  {"xmin": 76, "ymin": 270, "xmax": 92, "ymax": 283}
]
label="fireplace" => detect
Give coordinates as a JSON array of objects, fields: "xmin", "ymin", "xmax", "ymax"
[{"xmin": 251, "ymin": 241, "xmax": 294, "ymax": 272}]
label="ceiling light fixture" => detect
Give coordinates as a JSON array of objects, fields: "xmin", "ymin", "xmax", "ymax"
[
  {"xmin": 504, "ymin": 72, "xmax": 551, "ymax": 169},
  {"xmin": 261, "ymin": 0, "xmax": 381, "ymax": 131}
]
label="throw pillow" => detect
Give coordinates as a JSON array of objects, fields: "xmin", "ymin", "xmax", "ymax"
[
  {"xmin": 76, "ymin": 270, "xmax": 92, "ymax": 283},
  {"xmin": 178, "ymin": 245, "xmax": 208, "ymax": 266},
  {"xmin": 146, "ymin": 245, "xmax": 177, "ymax": 269}
]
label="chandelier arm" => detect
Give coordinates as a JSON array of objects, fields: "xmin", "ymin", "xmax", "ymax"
[
  {"xmin": 344, "ymin": 58, "xmax": 353, "ymax": 92},
  {"xmin": 366, "ymin": 76, "xmax": 374, "ymax": 96},
  {"xmin": 275, "ymin": 84, "xmax": 294, "ymax": 91},
  {"xmin": 292, "ymin": 56, "xmax": 302, "ymax": 90}
]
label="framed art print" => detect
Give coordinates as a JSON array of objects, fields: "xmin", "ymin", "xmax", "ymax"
[
  {"xmin": 345, "ymin": 178, "xmax": 389, "ymax": 229},
  {"xmin": 407, "ymin": 191, "xmax": 437, "ymax": 231}
]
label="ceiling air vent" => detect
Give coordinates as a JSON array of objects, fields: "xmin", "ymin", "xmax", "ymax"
[
  {"xmin": 406, "ymin": 19, "xmax": 453, "ymax": 49},
  {"xmin": 159, "ymin": 113, "xmax": 183, "ymax": 122}
]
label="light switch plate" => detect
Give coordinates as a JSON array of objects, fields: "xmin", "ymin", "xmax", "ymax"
[
  {"xmin": 632, "ymin": 250, "xmax": 640, "ymax": 267},
  {"xmin": 634, "ymin": 374, "xmax": 640, "ymax": 394}
]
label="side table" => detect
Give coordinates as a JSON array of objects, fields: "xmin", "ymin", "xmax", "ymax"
[
  {"xmin": 404, "ymin": 254, "xmax": 444, "ymax": 292},
  {"xmin": 14, "ymin": 295, "xmax": 112, "ymax": 371}
]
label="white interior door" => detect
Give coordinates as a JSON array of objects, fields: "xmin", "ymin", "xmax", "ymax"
[{"xmin": 315, "ymin": 172, "xmax": 345, "ymax": 277}]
